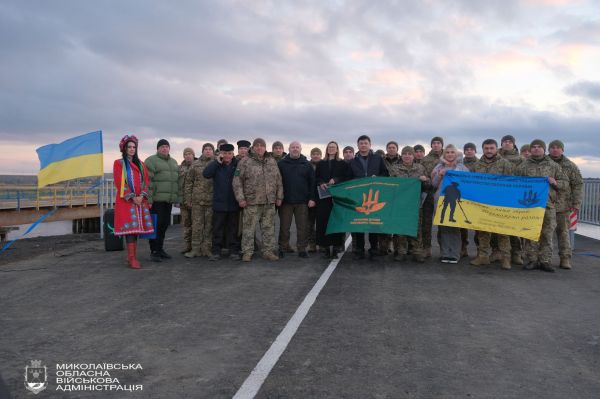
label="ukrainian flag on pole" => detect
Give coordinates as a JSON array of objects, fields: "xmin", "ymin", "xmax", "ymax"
[{"xmin": 36, "ymin": 131, "xmax": 104, "ymax": 188}]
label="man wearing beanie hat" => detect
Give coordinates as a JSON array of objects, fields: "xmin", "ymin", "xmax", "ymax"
[
  {"xmin": 420, "ymin": 136, "xmax": 444, "ymax": 258},
  {"xmin": 178, "ymin": 147, "xmax": 197, "ymax": 253},
  {"xmin": 520, "ymin": 144, "xmax": 531, "ymax": 160},
  {"xmin": 499, "ymin": 134, "xmax": 523, "ymax": 167},
  {"xmin": 236, "ymin": 140, "xmax": 251, "ymax": 160},
  {"xmin": 413, "ymin": 144, "xmax": 425, "ymax": 164},
  {"xmin": 342, "ymin": 146, "xmax": 354, "ymax": 163},
  {"xmin": 462, "ymin": 143, "xmax": 478, "ymax": 171},
  {"xmin": 272, "ymin": 141, "xmax": 286, "ymax": 162},
  {"xmin": 233, "ymin": 138, "xmax": 283, "ymax": 261},
  {"xmin": 183, "ymin": 143, "xmax": 215, "ymax": 258},
  {"xmin": 515, "ymin": 139, "xmax": 568, "ymax": 272},
  {"xmin": 145, "ymin": 139, "xmax": 180, "ymax": 261},
  {"xmin": 549, "ymin": 139, "xmax": 583, "ymax": 269}
]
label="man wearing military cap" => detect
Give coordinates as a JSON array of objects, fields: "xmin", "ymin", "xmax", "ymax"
[
  {"xmin": 272, "ymin": 141, "xmax": 287, "ymax": 162},
  {"xmin": 233, "ymin": 138, "xmax": 283, "ymax": 261},
  {"xmin": 414, "ymin": 144, "xmax": 426, "ymax": 164},
  {"xmin": 515, "ymin": 139, "xmax": 568, "ymax": 272},
  {"xmin": 520, "ymin": 144, "xmax": 531, "ymax": 160},
  {"xmin": 461, "ymin": 142, "xmax": 479, "ymax": 258},
  {"xmin": 236, "ymin": 140, "xmax": 251, "ymax": 160},
  {"xmin": 549, "ymin": 139, "xmax": 583, "ymax": 269},
  {"xmin": 179, "ymin": 147, "xmax": 196, "ymax": 254}
]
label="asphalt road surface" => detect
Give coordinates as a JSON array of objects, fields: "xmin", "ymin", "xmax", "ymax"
[{"xmin": 1, "ymin": 225, "xmax": 599, "ymax": 398}]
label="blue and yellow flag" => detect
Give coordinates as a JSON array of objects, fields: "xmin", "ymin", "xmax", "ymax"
[
  {"xmin": 36, "ymin": 131, "xmax": 104, "ymax": 188},
  {"xmin": 434, "ymin": 170, "xmax": 549, "ymax": 241}
]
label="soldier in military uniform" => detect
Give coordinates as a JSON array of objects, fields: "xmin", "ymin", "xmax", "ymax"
[
  {"xmin": 388, "ymin": 146, "xmax": 430, "ymax": 263},
  {"xmin": 183, "ymin": 143, "xmax": 214, "ymax": 258},
  {"xmin": 470, "ymin": 139, "xmax": 514, "ymax": 270},
  {"xmin": 178, "ymin": 147, "xmax": 196, "ymax": 253},
  {"xmin": 420, "ymin": 136, "xmax": 444, "ymax": 258},
  {"xmin": 461, "ymin": 143, "xmax": 479, "ymax": 257},
  {"xmin": 549, "ymin": 139, "xmax": 583, "ymax": 269},
  {"xmin": 515, "ymin": 139, "xmax": 568, "ymax": 272},
  {"xmin": 382, "ymin": 141, "xmax": 401, "ymax": 255},
  {"xmin": 307, "ymin": 147, "xmax": 322, "ymax": 252},
  {"xmin": 236, "ymin": 140, "xmax": 251, "ymax": 160},
  {"xmin": 414, "ymin": 144, "xmax": 426, "ymax": 164},
  {"xmin": 520, "ymin": 144, "xmax": 530, "ymax": 160},
  {"xmin": 498, "ymin": 134, "xmax": 525, "ymax": 264},
  {"xmin": 272, "ymin": 141, "xmax": 286, "ymax": 162},
  {"xmin": 233, "ymin": 138, "xmax": 283, "ymax": 262}
]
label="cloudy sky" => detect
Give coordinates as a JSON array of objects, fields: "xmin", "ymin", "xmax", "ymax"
[{"xmin": 2, "ymin": 0, "xmax": 600, "ymax": 176}]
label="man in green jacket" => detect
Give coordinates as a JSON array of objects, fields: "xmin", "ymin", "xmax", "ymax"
[{"xmin": 145, "ymin": 139, "xmax": 181, "ymax": 262}]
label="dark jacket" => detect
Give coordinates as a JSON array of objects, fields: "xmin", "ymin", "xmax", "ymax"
[
  {"xmin": 347, "ymin": 150, "xmax": 389, "ymax": 179},
  {"xmin": 203, "ymin": 158, "xmax": 240, "ymax": 212},
  {"xmin": 278, "ymin": 154, "xmax": 316, "ymax": 204}
]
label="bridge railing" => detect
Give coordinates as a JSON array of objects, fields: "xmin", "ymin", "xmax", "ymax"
[{"xmin": 580, "ymin": 178, "xmax": 600, "ymax": 226}]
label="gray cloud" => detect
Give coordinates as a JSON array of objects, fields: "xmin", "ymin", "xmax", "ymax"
[
  {"xmin": 565, "ymin": 81, "xmax": 600, "ymax": 101},
  {"xmin": 1, "ymin": 1, "xmax": 600, "ymax": 175}
]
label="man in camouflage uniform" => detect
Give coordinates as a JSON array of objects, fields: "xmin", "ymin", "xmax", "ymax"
[
  {"xmin": 520, "ymin": 144, "xmax": 530, "ymax": 160},
  {"xmin": 498, "ymin": 134, "xmax": 525, "ymax": 264},
  {"xmin": 272, "ymin": 141, "xmax": 287, "ymax": 162},
  {"xmin": 184, "ymin": 143, "xmax": 214, "ymax": 258},
  {"xmin": 515, "ymin": 139, "xmax": 568, "ymax": 272},
  {"xmin": 461, "ymin": 143, "xmax": 479, "ymax": 257},
  {"xmin": 236, "ymin": 140, "xmax": 251, "ymax": 161},
  {"xmin": 414, "ymin": 144, "xmax": 426, "ymax": 164},
  {"xmin": 179, "ymin": 147, "xmax": 196, "ymax": 253},
  {"xmin": 382, "ymin": 141, "xmax": 402, "ymax": 255},
  {"xmin": 470, "ymin": 139, "xmax": 514, "ymax": 270},
  {"xmin": 233, "ymin": 138, "xmax": 283, "ymax": 262},
  {"xmin": 420, "ymin": 136, "xmax": 444, "ymax": 258},
  {"xmin": 549, "ymin": 139, "xmax": 583, "ymax": 269},
  {"xmin": 388, "ymin": 146, "xmax": 430, "ymax": 263},
  {"xmin": 307, "ymin": 147, "xmax": 322, "ymax": 252}
]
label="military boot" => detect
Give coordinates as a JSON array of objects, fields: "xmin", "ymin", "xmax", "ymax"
[
  {"xmin": 470, "ymin": 255, "xmax": 490, "ymax": 266},
  {"xmin": 394, "ymin": 253, "xmax": 407, "ymax": 262},
  {"xmin": 559, "ymin": 257, "xmax": 572, "ymax": 269},
  {"xmin": 500, "ymin": 257, "xmax": 511, "ymax": 270},
  {"xmin": 540, "ymin": 262, "xmax": 556, "ymax": 273},
  {"xmin": 511, "ymin": 253, "xmax": 524, "ymax": 265},
  {"xmin": 184, "ymin": 248, "xmax": 203, "ymax": 258},
  {"xmin": 262, "ymin": 252, "xmax": 279, "ymax": 261},
  {"xmin": 489, "ymin": 251, "xmax": 503, "ymax": 263},
  {"xmin": 242, "ymin": 253, "xmax": 252, "ymax": 262},
  {"xmin": 180, "ymin": 243, "xmax": 192, "ymax": 254}
]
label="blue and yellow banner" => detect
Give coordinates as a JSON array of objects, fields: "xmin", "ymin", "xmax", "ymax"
[
  {"xmin": 434, "ymin": 170, "xmax": 549, "ymax": 241},
  {"xmin": 36, "ymin": 131, "xmax": 103, "ymax": 188}
]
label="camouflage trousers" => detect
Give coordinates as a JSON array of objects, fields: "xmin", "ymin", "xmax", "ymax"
[
  {"xmin": 242, "ymin": 204, "xmax": 276, "ymax": 256},
  {"xmin": 524, "ymin": 208, "xmax": 556, "ymax": 265},
  {"xmin": 491, "ymin": 234, "xmax": 522, "ymax": 257},
  {"xmin": 555, "ymin": 211, "xmax": 572, "ymax": 258},
  {"xmin": 181, "ymin": 205, "xmax": 192, "ymax": 249},
  {"xmin": 421, "ymin": 195, "xmax": 434, "ymax": 250},
  {"xmin": 397, "ymin": 210, "xmax": 424, "ymax": 256},
  {"xmin": 191, "ymin": 205, "xmax": 212, "ymax": 253},
  {"xmin": 478, "ymin": 232, "xmax": 510, "ymax": 258}
]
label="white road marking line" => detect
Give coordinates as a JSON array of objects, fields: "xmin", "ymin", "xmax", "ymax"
[{"xmin": 233, "ymin": 235, "xmax": 352, "ymax": 399}]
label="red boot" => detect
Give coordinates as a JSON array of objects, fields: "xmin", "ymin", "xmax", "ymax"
[{"xmin": 127, "ymin": 243, "xmax": 141, "ymax": 269}]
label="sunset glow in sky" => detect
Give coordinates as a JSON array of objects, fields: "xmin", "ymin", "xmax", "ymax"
[{"xmin": 1, "ymin": 1, "xmax": 600, "ymax": 176}]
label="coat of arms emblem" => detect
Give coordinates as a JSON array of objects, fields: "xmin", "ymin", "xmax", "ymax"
[{"xmin": 24, "ymin": 360, "xmax": 48, "ymax": 394}]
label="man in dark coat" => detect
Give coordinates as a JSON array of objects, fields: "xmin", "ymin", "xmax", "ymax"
[
  {"xmin": 347, "ymin": 134, "xmax": 389, "ymax": 260},
  {"xmin": 203, "ymin": 143, "xmax": 241, "ymax": 260},
  {"xmin": 277, "ymin": 141, "xmax": 316, "ymax": 258}
]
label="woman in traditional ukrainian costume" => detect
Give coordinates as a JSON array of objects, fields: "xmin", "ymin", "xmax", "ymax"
[{"xmin": 113, "ymin": 135, "xmax": 154, "ymax": 269}]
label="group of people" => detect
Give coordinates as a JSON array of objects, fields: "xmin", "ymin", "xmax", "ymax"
[{"xmin": 112, "ymin": 133, "xmax": 582, "ymax": 273}]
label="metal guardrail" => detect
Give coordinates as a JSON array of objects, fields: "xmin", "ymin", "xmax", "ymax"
[{"xmin": 580, "ymin": 178, "xmax": 600, "ymax": 226}]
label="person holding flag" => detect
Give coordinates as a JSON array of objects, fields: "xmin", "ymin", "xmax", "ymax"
[{"xmin": 113, "ymin": 135, "xmax": 154, "ymax": 269}]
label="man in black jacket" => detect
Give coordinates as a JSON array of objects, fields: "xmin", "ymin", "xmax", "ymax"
[
  {"xmin": 347, "ymin": 134, "xmax": 389, "ymax": 260},
  {"xmin": 277, "ymin": 141, "xmax": 316, "ymax": 258},
  {"xmin": 203, "ymin": 143, "xmax": 241, "ymax": 260}
]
